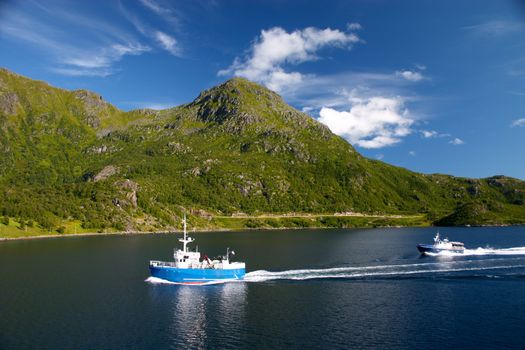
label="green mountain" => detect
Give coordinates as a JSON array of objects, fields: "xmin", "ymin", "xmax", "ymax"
[{"xmin": 0, "ymin": 68, "xmax": 524, "ymax": 235}]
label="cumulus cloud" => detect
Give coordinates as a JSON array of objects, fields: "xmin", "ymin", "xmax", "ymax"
[
  {"xmin": 511, "ymin": 118, "xmax": 525, "ymax": 127},
  {"xmin": 154, "ymin": 31, "xmax": 181, "ymax": 56},
  {"xmin": 421, "ymin": 130, "xmax": 438, "ymax": 138},
  {"xmin": 219, "ymin": 26, "xmax": 360, "ymax": 91},
  {"xmin": 318, "ymin": 93, "xmax": 413, "ymax": 149},
  {"xmin": 449, "ymin": 138, "xmax": 464, "ymax": 145},
  {"xmin": 396, "ymin": 70, "xmax": 424, "ymax": 82},
  {"xmin": 218, "ymin": 25, "xmax": 434, "ymax": 150}
]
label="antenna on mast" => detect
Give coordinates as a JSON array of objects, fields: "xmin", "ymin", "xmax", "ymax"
[
  {"xmin": 179, "ymin": 212, "xmax": 193, "ymax": 252},
  {"xmin": 183, "ymin": 212, "xmax": 187, "ymax": 236}
]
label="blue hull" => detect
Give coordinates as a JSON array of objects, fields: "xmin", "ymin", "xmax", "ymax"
[
  {"xmin": 417, "ymin": 244, "xmax": 463, "ymax": 254},
  {"xmin": 150, "ymin": 266, "xmax": 245, "ymax": 284}
]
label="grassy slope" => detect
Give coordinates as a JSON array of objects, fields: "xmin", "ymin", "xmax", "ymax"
[{"xmin": 0, "ymin": 69, "xmax": 524, "ymax": 237}]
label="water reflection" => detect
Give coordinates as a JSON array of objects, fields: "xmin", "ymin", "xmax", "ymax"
[
  {"xmin": 170, "ymin": 286, "xmax": 208, "ymax": 348},
  {"xmin": 148, "ymin": 283, "xmax": 247, "ymax": 349}
]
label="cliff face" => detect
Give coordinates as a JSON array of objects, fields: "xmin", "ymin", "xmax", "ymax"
[{"xmin": 0, "ymin": 68, "xmax": 524, "ymax": 232}]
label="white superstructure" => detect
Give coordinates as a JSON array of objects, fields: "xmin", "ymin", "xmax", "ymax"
[
  {"xmin": 150, "ymin": 214, "xmax": 245, "ymax": 271},
  {"xmin": 432, "ymin": 232, "xmax": 465, "ymax": 252}
]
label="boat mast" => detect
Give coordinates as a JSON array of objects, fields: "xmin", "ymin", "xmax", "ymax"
[
  {"xmin": 183, "ymin": 213, "xmax": 187, "ymax": 238},
  {"xmin": 179, "ymin": 213, "xmax": 193, "ymax": 252}
]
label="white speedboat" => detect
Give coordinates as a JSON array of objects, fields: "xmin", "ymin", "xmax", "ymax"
[{"xmin": 417, "ymin": 232, "xmax": 465, "ymax": 254}]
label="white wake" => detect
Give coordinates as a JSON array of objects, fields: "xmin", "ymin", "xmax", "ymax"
[
  {"xmin": 426, "ymin": 246, "xmax": 525, "ymax": 257},
  {"xmin": 145, "ymin": 276, "xmax": 237, "ymax": 286},
  {"xmin": 145, "ymin": 247, "xmax": 525, "ymax": 285},
  {"xmin": 145, "ymin": 276, "xmax": 178, "ymax": 285},
  {"xmin": 243, "ymin": 259, "xmax": 525, "ymax": 282}
]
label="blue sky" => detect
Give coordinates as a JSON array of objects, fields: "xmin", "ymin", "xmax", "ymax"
[{"xmin": 1, "ymin": 0, "xmax": 525, "ymax": 179}]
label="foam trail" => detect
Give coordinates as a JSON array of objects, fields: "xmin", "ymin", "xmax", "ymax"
[
  {"xmin": 244, "ymin": 262, "xmax": 525, "ymax": 282},
  {"xmin": 426, "ymin": 246, "xmax": 525, "ymax": 257},
  {"xmin": 146, "ymin": 276, "xmax": 178, "ymax": 285},
  {"xmin": 145, "ymin": 276, "xmax": 237, "ymax": 286}
]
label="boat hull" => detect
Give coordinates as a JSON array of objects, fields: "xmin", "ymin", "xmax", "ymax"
[
  {"xmin": 150, "ymin": 265, "xmax": 246, "ymax": 284},
  {"xmin": 417, "ymin": 244, "xmax": 464, "ymax": 254}
]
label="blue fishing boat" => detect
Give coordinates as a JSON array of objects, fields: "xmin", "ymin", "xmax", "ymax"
[
  {"xmin": 417, "ymin": 232, "xmax": 465, "ymax": 254},
  {"xmin": 149, "ymin": 215, "xmax": 246, "ymax": 285}
]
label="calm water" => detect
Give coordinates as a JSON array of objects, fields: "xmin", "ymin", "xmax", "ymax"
[{"xmin": 1, "ymin": 226, "xmax": 525, "ymax": 349}]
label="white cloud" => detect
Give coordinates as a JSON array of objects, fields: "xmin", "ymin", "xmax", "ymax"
[
  {"xmin": 143, "ymin": 103, "xmax": 172, "ymax": 110},
  {"xmin": 63, "ymin": 43, "xmax": 150, "ymax": 69},
  {"xmin": 511, "ymin": 118, "xmax": 525, "ymax": 127},
  {"xmin": 219, "ymin": 26, "xmax": 360, "ymax": 91},
  {"xmin": 136, "ymin": 102, "xmax": 173, "ymax": 110},
  {"xmin": 119, "ymin": 100, "xmax": 180, "ymax": 111},
  {"xmin": 421, "ymin": 130, "xmax": 438, "ymax": 138},
  {"xmin": 139, "ymin": 0, "xmax": 165, "ymax": 14},
  {"xmin": 1, "ymin": 5, "xmax": 151, "ymax": 77},
  {"xmin": 463, "ymin": 20, "xmax": 524, "ymax": 36},
  {"xmin": 50, "ymin": 67, "xmax": 113, "ymax": 77},
  {"xmin": 274, "ymin": 69, "xmax": 431, "ymax": 117},
  {"xmin": 396, "ymin": 70, "xmax": 424, "ymax": 82},
  {"xmin": 376, "ymin": 154, "xmax": 384, "ymax": 160},
  {"xmin": 154, "ymin": 31, "xmax": 181, "ymax": 56},
  {"xmin": 409, "ymin": 150, "xmax": 416, "ymax": 156},
  {"xmin": 112, "ymin": 43, "xmax": 150, "ymax": 56},
  {"xmin": 420, "ymin": 129, "xmax": 452, "ymax": 139},
  {"xmin": 318, "ymin": 93, "xmax": 413, "ymax": 149},
  {"xmin": 139, "ymin": 0, "xmax": 179, "ymax": 25},
  {"xmin": 449, "ymin": 138, "xmax": 464, "ymax": 145},
  {"xmin": 54, "ymin": 43, "xmax": 150, "ymax": 76},
  {"xmin": 120, "ymin": 3, "xmax": 182, "ymax": 57},
  {"xmin": 1, "ymin": 1, "xmax": 185, "ymax": 76},
  {"xmin": 301, "ymin": 106, "xmax": 315, "ymax": 113},
  {"xmin": 347, "ymin": 22, "xmax": 362, "ymax": 30},
  {"xmin": 218, "ymin": 25, "xmax": 436, "ymax": 150}
]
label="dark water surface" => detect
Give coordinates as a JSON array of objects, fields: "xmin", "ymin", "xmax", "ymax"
[{"xmin": 1, "ymin": 226, "xmax": 525, "ymax": 349}]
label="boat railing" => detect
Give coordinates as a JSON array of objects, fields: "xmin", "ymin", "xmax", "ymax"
[{"xmin": 150, "ymin": 260, "xmax": 177, "ymax": 267}]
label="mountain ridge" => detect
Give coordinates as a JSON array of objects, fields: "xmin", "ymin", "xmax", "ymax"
[{"xmin": 0, "ymin": 68, "xmax": 524, "ymax": 236}]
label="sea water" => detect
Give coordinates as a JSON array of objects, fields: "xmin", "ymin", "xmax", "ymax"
[{"xmin": 1, "ymin": 226, "xmax": 525, "ymax": 349}]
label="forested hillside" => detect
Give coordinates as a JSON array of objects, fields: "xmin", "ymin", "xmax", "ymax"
[{"xmin": 0, "ymin": 68, "xmax": 524, "ymax": 235}]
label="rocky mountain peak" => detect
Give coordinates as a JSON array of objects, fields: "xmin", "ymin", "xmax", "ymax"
[
  {"xmin": 189, "ymin": 77, "xmax": 287, "ymax": 123},
  {"xmin": 186, "ymin": 77, "xmax": 334, "ymax": 140}
]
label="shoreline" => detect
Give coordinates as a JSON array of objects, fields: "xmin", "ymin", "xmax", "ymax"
[
  {"xmin": 0, "ymin": 226, "xmax": 347, "ymax": 242},
  {"xmin": 0, "ymin": 227, "xmax": 232, "ymax": 242},
  {"xmin": 0, "ymin": 212, "xmax": 429, "ymax": 242},
  {"xmin": 1, "ymin": 223, "xmax": 524, "ymax": 242}
]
